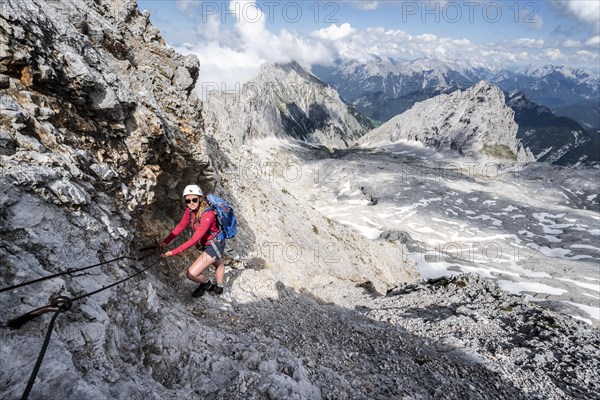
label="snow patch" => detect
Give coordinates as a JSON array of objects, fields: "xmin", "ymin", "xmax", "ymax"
[
  {"xmin": 570, "ymin": 244, "xmax": 600, "ymax": 251},
  {"xmin": 558, "ymin": 278, "xmax": 600, "ymax": 292},
  {"xmin": 565, "ymin": 301, "xmax": 600, "ymax": 321},
  {"xmin": 497, "ymin": 280, "xmax": 568, "ymax": 296}
]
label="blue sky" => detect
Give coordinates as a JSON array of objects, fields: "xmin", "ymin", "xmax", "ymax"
[{"xmin": 137, "ymin": 1, "xmax": 600, "ymax": 90}]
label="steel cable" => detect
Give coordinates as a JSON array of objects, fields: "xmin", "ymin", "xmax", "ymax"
[
  {"xmin": 0, "ymin": 246, "xmax": 157, "ymax": 294},
  {"xmin": 20, "ymin": 306, "xmax": 64, "ymax": 400},
  {"xmin": 8, "ymin": 252, "xmax": 162, "ymax": 399}
]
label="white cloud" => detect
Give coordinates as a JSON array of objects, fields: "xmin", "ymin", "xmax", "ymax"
[
  {"xmin": 585, "ymin": 36, "xmax": 600, "ymax": 47},
  {"xmin": 576, "ymin": 50, "xmax": 594, "ymax": 57},
  {"xmin": 176, "ymin": 0, "xmax": 201, "ymax": 12},
  {"xmin": 416, "ymin": 33, "xmax": 437, "ymax": 43},
  {"xmin": 574, "ymin": 50, "xmax": 599, "ymax": 64},
  {"xmin": 549, "ymin": 0, "xmax": 600, "ymax": 32},
  {"xmin": 306, "ymin": 22, "xmax": 594, "ymax": 71},
  {"xmin": 225, "ymin": 1, "xmax": 333, "ymax": 65},
  {"xmin": 451, "ymin": 39, "xmax": 472, "ymax": 46},
  {"xmin": 513, "ymin": 38, "xmax": 545, "ymax": 48},
  {"xmin": 169, "ymin": 0, "xmax": 599, "ymax": 94},
  {"xmin": 434, "ymin": 46, "xmax": 447, "ymax": 57},
  {"xmin": 309, "ymin": 24, "xmax": 486, "ymax": 65},
  {"xmin": 544, "ymin": 48, "xmax": 562, "ymax": 60},
  {"xmin": 312, "ymin": 26, "xmax": 413, "ymax": 62},
  {"xmin": 312, "ymin": 23, "xmax": 356, "ymax": 41},
  {"xmin": 194, "ymin": 14, "xmax": 223, "ymax": 42},
  {"xmin": 174, "ymin": 42, "xmax": 262, "ymax": 98},
  {"xmin": 176, "ymin": 0, "xmax": 334, "ymax": 97},
  {"xmin": 562, "ymin": 39, "xmax": 581, "ymax": 48}
]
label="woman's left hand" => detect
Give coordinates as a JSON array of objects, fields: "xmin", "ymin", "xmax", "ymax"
[{"xmin": 161, "ymin": 251, "xmax": 173, "ymax": 258}]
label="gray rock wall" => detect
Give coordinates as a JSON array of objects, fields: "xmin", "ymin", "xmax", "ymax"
[
  {"xmin": 204, "ymin": 62, "xmax": 371, "ymax": 149},
  {"xmin": 0, "ymin": 0, "xmax": 214, "ymax": 397}
]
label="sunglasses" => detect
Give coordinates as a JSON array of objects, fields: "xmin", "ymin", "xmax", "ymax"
[{"xmin": 185, "ymin": 198, "xmax": 199, "ymax": 204}]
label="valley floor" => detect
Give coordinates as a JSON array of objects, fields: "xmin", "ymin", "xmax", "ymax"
[{"xmin": 251, "ymin": 139, "xmax": 600, "ymax": 326}]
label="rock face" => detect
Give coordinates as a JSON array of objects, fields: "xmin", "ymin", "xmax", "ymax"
[
  {"xmin": 0, "ymin": 0, "xmax": 211, "ymax": 210},
  {"xmin": 507, "ymin": 92, "xmax": 600, "ymax": 166},
  {"xmin": 0, "ymin": 0, "xmax": 213, "ymax": 397},
  {"xmin": 359, "ymin": 81, "xmax": 534, "ymax": 162},
  {"xmin": 204, "ymin": 61, "xmax": 371, "ymax": 149}
]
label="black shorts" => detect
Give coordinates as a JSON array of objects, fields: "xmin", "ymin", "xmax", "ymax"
[{"xmin": 203, "ymin": 240, "xmax": 226, "ymax": 260}]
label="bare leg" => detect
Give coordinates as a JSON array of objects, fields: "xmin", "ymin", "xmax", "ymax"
[
  {"xmin": 186, "ymin": 252, "xmax": 217, "ymax": 284},
  {"xmin": 214, "ymin": 259, "xmax": 225, "ymax": 285}
]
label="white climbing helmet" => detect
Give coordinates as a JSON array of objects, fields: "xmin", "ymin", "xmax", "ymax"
[{"xmin": 182, "ymin": 184, "xmax": 203, "ymax": 197}]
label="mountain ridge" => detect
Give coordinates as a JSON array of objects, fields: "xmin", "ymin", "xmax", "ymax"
[{"xmin": 507, "ymin": 91, "xmax": 600, "ymax": 165}]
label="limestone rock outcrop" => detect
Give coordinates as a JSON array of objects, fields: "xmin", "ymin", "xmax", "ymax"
[{"xmin": 359, "ymin": 81, "xmax": 534, "ymax": 162}]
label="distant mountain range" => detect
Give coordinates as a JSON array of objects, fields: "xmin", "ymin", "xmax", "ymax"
[
  {"xmin": 312, "ymin": 58, "xmax": 600, "ymax": 132},
  {"xmin": 205, "ymin": 60, "xmax": 597, "ymax": 166},
  {"xmin": 553, "ymin": 99, "xmax": 600, "ymax": 132},
  {"xmin": 500, "ymin": 64, "xmax": 599, "ymax": 109}
]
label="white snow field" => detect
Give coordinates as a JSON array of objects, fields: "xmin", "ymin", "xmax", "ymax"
[{"xmin": 255, "ymin": 139, "xmax": 600, "ymax": 324}]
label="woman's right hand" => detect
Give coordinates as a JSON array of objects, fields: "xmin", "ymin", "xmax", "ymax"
[
  {"xmin": 161, "ymin": 251, "xmax": 173, "ymax": 258},
  {"xmin": 158, "ymin": 241, "xmax": 167, "ymax": 250}
]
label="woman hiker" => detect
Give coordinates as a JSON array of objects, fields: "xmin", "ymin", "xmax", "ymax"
[{"xmin": 159, "ymin": 184, "xmax": 226, "ymax": 297}]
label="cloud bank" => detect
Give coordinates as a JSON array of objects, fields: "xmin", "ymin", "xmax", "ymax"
[
  {"xmin": 171, "ymin": 0, "xmax": 599, "ymax": 97},
  {"xmin": 175, "ymin": 0, "xmax": 334, "ymax": 98}
]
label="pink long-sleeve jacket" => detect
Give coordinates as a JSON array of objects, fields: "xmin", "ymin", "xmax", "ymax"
[{"xmin": 163, "ymin": 208, "xmax": 220, "ymax": 255}]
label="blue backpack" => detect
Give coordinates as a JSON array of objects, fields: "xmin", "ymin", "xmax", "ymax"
[{"xmin": 205, "ymin": 194, "xmax": 237, "ymax": 241}]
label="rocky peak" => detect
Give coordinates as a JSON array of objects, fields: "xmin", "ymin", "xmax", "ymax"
[
  {"xmin": 359, "ymin": 81, "xmax": 534, "ymax": 162},
  {"xmin": 205, "ymin": 61, "xmax": 371, "ymax": 148},
  {"xmin": 259, "ymin": 60, "xmax": 325, "ymax": 87}
]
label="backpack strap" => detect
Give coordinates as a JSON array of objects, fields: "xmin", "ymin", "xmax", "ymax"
[
  {"xmin": 201, "ymin": 205, "xmax": 213, "ymax": 214},
  {"xmin": 200, "ymin": 206, "xmax": 221, "ymax": 239},
  {"xmin": 207, "ymin": 239, "xmax": 222, "ymax": 259}
]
